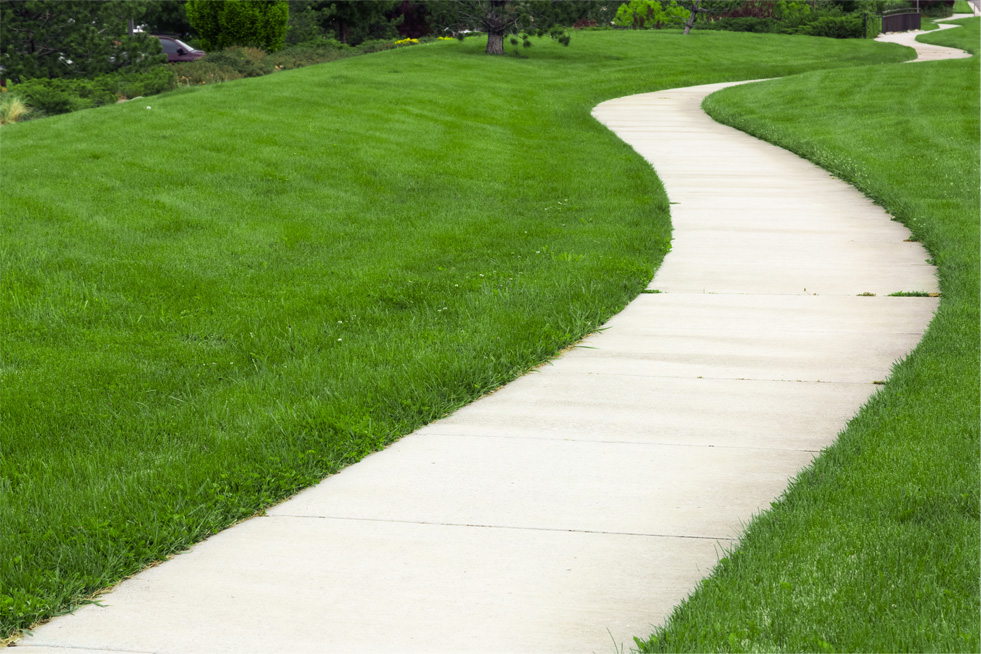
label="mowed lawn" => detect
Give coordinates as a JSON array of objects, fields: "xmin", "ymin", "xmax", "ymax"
[
  {"xmin": 640, "ymin": 19, "xmax": 980, "ymax": 653},
  {"xmin": 0, "ymin": 31, "xmax": 910, "ymax": 637}
]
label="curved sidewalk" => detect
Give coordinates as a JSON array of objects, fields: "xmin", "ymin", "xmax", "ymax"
[{"xmin": 17, "ymin": 30, "xmax": 966, "ymax": 654}]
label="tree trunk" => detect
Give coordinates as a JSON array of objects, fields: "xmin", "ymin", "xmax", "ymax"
[
  {"xmin": 485, "ymin": 30, "xmax": 505, "ymax": 55},
  {"xmin": 682, "ymin": 0, "xmax": 702, "ymax": 35},
  {"xmin": 683, "ymin": 12, "xmax": 695, "ymax": 34}
]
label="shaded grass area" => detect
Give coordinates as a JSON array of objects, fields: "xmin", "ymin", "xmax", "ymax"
[
  {"xmin": 639, "ymin": 18, "xmax": 980, "ymax": 654},
  {"xmin": 0, "ymin": 31, "xmax": 910, "ymax": 637}
]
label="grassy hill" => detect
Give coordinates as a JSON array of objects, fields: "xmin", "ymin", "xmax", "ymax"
[{"xmin": 0, "ymin": 29, "xmax": 917, "ymax": 640}]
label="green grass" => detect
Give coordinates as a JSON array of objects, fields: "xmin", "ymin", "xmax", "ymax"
[
  {"xmin": 952, "ymin": 0, "xmax": 974, "ymax": 13},
  {"xmin": 638, "ymin": 17, "xmax": 980, "ymax": 653},
  {"xmin": 0, "ymin": 30, "xmax": 912, "ymax": 640}
]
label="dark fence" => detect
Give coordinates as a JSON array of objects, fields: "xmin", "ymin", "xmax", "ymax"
[{"xmin": 881, "ymin": 9, "xmax": 921, "ymax": 33}]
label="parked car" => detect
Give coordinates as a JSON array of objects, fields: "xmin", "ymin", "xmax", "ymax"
[{"xmin": 153, "ymin": 36, "xmax": 205, "ymax": 63}]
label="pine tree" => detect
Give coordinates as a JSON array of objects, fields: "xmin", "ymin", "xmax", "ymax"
[{"xmin": 0, "ymin": 0, "xmax": 164, "ymax": 83}]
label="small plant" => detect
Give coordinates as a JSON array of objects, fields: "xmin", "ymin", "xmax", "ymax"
[
  {"xmin": 0, "ymin": 95, "xmax": 32, "ymax": 124},
  {"xmin": 613, "ymin": 0, "xmax": 688, "ymax": 29},
  {"xmin": 394, "ymin": 38, "xmax": 419, "ymax": 45}
]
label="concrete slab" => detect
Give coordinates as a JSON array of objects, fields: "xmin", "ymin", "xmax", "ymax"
[
  {"xmin": 420, "ymin": 375, "xmax": 874, "ymax": 451},
  {"xmin": 651, "ymin": 259, "xmax": 938, "ymax": 296},
  {"xmin": 271, "ymin": 432, "xmax": 815, "ymax": 539},
  {"xmin": 24, "ymin": 518, "xmax": 724, "ymax": 654},
  {"xmin": 553, "ymin": 329, "xmax": 923, "ymax": 383}
]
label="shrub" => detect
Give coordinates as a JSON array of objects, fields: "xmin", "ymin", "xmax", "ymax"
[
  {"xmin": 204, "ymin": 46, "xmax": 274, "ymax": 77},
  {"xmin": 268, "ymin": 41, "xmax": 347, "ymax": 71},
  {"xmin": 354, "ymin": 39, "xmax": 399, "ymax": 54},
  {"xmin": 697, "ymin": 16, "xmax": 781, "ymax": 32},
  {"xmin": 186, "ymin": 0, "xmax": 290, "ymax": 52},
  {"xmin": 171, "ymin": 60, "xmax": 244, "ymax": 86},
  {"xmin": 0, "ymin": 94, "xmax": 32, "ymax": 124},
  {"xmin": 799, "ymin": 13, "xmax": 864, "ymax": 38},
  {"xmin": 12, "ymin": 67, "xmax": 178, "ymax": 116},
  {"xmin": 613, "ymin": 0, "xmax": 689, "ymax": 28},
  {"xmin": 865, "ymin": 13, "xmax": 882, "ymax": 38},
  {"xmin": 573, "ymin": 18, "xmax": 598, "ymax": 29},
  {"xmin": 114, "ymin": 67, "xmax": 178, "ymax": 99},
  {"xmin": 921, "ymin": 0, "xmax": 955, "ymax": 16},
  {"xmin": 13, "ymin": 77, "xmax": 117, "ymax": 116}
]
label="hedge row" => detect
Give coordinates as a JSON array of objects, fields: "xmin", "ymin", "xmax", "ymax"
[
  {"xmin": 9, "ymin": 67, "xmax": 177, "ymax": 117},
  {"xmin": 697, "ymin": 12, "xmax": 869, "ymax": 38},
  {"xmin": 8, "ymin": 37, "xmax": 421, "ymax": 120}
]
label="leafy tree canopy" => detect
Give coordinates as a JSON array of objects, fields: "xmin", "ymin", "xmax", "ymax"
[
  {"xmin": 142, "ymin": 0, "xmax": 196, "ymax": 40},
  {"xmin": 428, "ymin": 0, "xmax": 585, "ymax": 55},
  {"xmin": 0, "ymin": 0, "xmax": 164, "ymax": 83}
]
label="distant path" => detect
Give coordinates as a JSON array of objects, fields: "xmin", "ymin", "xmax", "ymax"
[
  {"xmin": 876, "ymin": 20, "xmax": 972, "ymax": 60},
  {"xmin": 16, "ymin": 25, "xmax": 969, "ymax": 654}
]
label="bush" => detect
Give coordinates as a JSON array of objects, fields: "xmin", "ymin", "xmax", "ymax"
[
  {"xmin": 13, "ymin": 77, "xmax": 116, "ymax": 116},
  {"xmin": 268, "ymin": 41, "xmax": 347, "ymax": 71},
  {"xmin": 354, "ymin": 39, "xmax": 400, "ymax": 54},
  {"xmin": 186, "ymin": 0, "xmax": 290, "ymax": 52},
  {"xmin": 865, "ymin": 13, "xmax": 882, "ymax": 38},
  {"xmin": 697, "ymin": 16, "xmax": 781, "ymax": 32},
  {"xmin": 204, "ymin": 46, "xmax": 274, "ymax": 77},
  {"xmin": 799, "ymin": 13, "xmax": 864, "ymax": 38},
  {"xmin": 613, "ymin": 0, "xmax": 689, "ymax": 29},
  {"xmin": 921, "ymin": 0, "xmax": 955, "ymax": 16},
  {"xmin": 113, "ymin": 67, "xmax": 178, "ymax": 99},
  {"xmin": 171, "ymin": 60, "xmax": 244, "ymax": 86},
  {"xmin": 12, "ymin": 67, "xmax": 177, "ymax": 116}
]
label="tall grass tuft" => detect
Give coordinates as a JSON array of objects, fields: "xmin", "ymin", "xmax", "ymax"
[{"xmin": 0, "ymin": 95, "xmax": 32, "ymax": 125}]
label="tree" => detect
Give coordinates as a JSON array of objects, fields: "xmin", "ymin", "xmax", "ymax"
[
  {"xmin": 186, "ymin": 0, "xmax": 290, "ymax": 52},
  {"xmin": 142, "ymin": 0, "xmax": 196, "ymax": 40},
  {"xmin": 679, "ymin": 0, "xmax": 710, "ymax": 33},
  {"xmin": 0, "ymin": 0, "xmax": 164, "ymax": 83},
  {"xmin": 429, "ymin": 0, "xmax": 571, "ymax": 56},
  {"xmin": 613, "ymin": 0, "xmax": 689, "ymax": 29},
  {"xmin": 321, "ymin": 0, "xmax": 402, "ymax": 45}
]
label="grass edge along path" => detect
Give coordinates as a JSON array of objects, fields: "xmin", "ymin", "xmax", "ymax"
[
  {"xmin": 637, "ymin": 18, "xmax": 980, "ymax": 653},
  {"xmin": 0, "ymin": 32, "xmax": 911, "ymax": 640}
]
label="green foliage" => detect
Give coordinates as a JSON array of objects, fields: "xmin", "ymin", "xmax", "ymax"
[
  {"xmin": 204, "ymin": 46, "xmax": 275, "ymax": 77},
  {"xmin": 772, "ymin": 0, "xmax": 812, "ymax": 25},
  {"xmin": 11, "ymin": 67, "xmax": 178, "ymax": 116},
  {"xmin": 428, "ymin": 1, "xmax": 575, "ymax": 54},
  {"xmin": 697, "ymin": 0, "xmax": 869, "ymax": 37},
  {"xmin": 921, "ymin": 0, "xmax": 956, "ymax": 17},
  {"xmin": 171, "ymin": 60, "xmax": 244, "ymax": 86},
  {"xmin": 322, "ymin": 0, "xmax": 402, "ymax": 45},
  {"xmin": 865, "ymin": 12, "xmax": 882, "ymax": 37},
  {"xmin": 169, "ymin": 38, "xmax": 395, "ymax": 87},
  {"xmin": 143, "ymin": 0, "xmax": 196, "ymax": 39},
  {"xmin": 613, "ymin": 0, "xmax": 689, "ymax": 28},
  {"xmin": 186, "ymin": 0, "xmax": 290, "ymax": 52},
  {"xmin": 697, "ymin": 16, "xmax": 781, "ymax": 31},
  {"xmin": 799, "ymin": 13, "xmax": 865, "ymax": 38},
  {"xmin": 0, "ymin": 0, "xmax": 166, "ymax": 83}
]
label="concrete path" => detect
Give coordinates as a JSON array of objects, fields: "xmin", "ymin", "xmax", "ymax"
[
  {"xmin": 876, "ymin": 20, "xmax": 973, "ymax": 60},
  {"xmin": 17, "ymin": 27, "xmax": 969, "ymax": 654}
]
